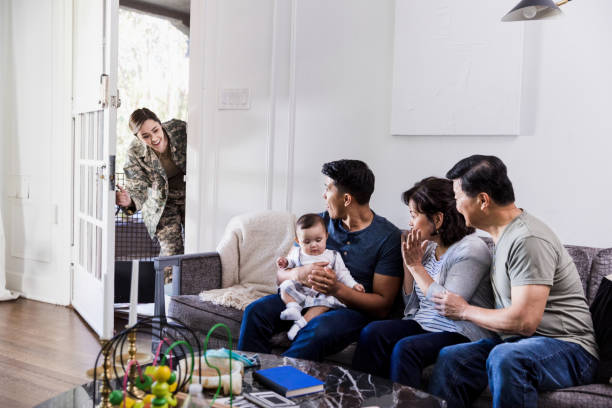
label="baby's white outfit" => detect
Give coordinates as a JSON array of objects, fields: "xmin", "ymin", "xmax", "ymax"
[
  {"xmin": 279, "ymin": 246, "xmax": 359, "ymax": 340},
  {"xmin": 279, "ymin": 247, "xmax": 358, "ymax": 309}
]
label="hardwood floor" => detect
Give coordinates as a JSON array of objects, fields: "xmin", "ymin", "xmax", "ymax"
[{"xmin": 0, "ymin": 298, "xmax": 101, "ymax": 407}]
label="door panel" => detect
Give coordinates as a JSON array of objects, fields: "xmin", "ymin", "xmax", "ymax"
[
  {"xmin": 72, "ymin": 0, "xmax": 117, "ymax": 340},
  {"xmin": 73, "ymin": 0, "xmax": 104, "ymax": 113}
]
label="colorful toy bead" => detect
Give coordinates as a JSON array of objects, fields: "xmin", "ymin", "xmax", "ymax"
[
  {"xmin": 121, "ymin": 397, "xmax": 135, "ymax": 408},
  {"xmin": 155, "ymin": 366, "xmax": 171, "ymax": 382},
  {"xmin": 144, "ymin": 365, "xmax": 157, "ymax": 378},
  {"xmin": 134, "ymin": 394, "xmax": 154, "ymax": 408},
  {"xmin": 168, "ymin": 381, "xmax": 177, "ymax": 393},
  {"xmin": 150, "ymin": 368, "xmax": 177, "ymax": 408},
  {"xmin": 135, "ymin": 373, "xmax": 153, "ymax": 391},
  {"xmin": 109, "ymin": 390, "xmax": 124, "ymax": 405}
]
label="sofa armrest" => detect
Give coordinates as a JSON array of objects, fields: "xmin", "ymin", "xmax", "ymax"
[{"xmin": 153, "ymin": 252, "xmax": 222, "ymax": 318}]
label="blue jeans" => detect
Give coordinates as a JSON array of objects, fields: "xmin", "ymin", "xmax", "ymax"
[
  {"xmin": 428, "ymin": 336, "xmax": 599, "ymax": 408},
  {"xmin": 352, "ymin": 319, "xmax": 469, "ymax": 388},
  {"xmin": 237, "ymin": 293, "xmax": 371, "ymax": 361}
]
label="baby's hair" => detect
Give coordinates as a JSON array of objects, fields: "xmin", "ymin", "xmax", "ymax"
[{"xmin": 296, "ymin": 213, "xmax": 327, "ymax": 233}]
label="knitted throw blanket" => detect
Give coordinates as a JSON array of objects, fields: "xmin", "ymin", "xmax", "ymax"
[{"xmin": 199, "ymin": 211, "xmax": 296, "ymax": 310}]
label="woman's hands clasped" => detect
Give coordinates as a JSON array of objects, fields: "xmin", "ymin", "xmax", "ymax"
[{"xmin": 401, "ymin": 229, "xmax": 428, "ymax": 270}]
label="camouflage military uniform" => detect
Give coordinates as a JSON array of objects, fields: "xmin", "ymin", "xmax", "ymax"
[{"xmin": 121, "ymin": 119, "xmax": 187, "ymax": 257}]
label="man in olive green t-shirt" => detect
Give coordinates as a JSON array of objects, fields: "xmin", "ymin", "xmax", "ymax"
[{"xmin": 428, "ymin": 155, "xmax": 598, "ymax": 408}]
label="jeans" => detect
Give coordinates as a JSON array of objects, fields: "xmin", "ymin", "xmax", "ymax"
[
  {"xmin": 352, "ymin": 319, "xmax": 469, "ymax": 388},
  {"xmin": 428, "ymin": 336, "xmax": 599, "ymax": 408},
  {"xmin": 237, "ymin": 293, "xmax": 371, "ymax": 361}
]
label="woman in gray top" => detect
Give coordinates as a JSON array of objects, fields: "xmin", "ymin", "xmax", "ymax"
[{"xmin": 352, "ymin": 177, "xmax": 495, "ymax": 388}]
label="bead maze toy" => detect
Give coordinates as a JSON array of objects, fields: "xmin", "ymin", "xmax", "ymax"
[{"xmin": 91, "ymin": 316, "xmax": 237, "ymax": 407}]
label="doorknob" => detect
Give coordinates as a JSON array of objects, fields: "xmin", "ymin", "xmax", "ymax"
[{"xmin": 97, "ymin": 164, "xmax": 107, "ymax": 180}]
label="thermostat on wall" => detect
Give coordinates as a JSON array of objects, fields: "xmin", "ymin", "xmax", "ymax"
[{"xmin": 218, "ymin": 88, "xmax": 250, "ymax": 110}]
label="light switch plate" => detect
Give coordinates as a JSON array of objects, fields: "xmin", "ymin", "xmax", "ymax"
[{"xmin": 218, "ymin": 88, "xmax": 250, "ymax": 110}]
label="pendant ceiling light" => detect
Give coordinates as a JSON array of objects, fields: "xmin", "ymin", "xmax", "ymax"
[{"xmin": 502, "ymin": 0, "xmax": 572, "ymax": 22}]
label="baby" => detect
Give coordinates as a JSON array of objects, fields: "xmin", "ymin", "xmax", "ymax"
[{"xmin": 277, "ymin": 213, "xmax": 364, "ymax": 340}]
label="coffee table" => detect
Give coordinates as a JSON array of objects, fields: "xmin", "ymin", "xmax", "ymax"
[{"xmin": 35, "ymin": 352, "xmax": 446, "ymax": 407}]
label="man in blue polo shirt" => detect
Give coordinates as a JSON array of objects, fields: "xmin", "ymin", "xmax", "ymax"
[{"xmin": 238, "ymin": 159, "xmax": 403, "ymax": 361}]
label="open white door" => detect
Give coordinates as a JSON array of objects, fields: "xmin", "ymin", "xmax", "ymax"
[{"xmin": 71, "ymin": 0, "xmax": 118, "ymax": 339}]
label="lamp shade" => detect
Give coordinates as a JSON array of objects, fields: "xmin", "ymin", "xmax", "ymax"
[{"xmin": 502, "ymin": 0, "xmax": 563, "ymax": 22}]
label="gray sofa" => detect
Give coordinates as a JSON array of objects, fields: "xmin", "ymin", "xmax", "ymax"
[{"xmin": 153, "ymin": 237, "xmax": 612, "ymax": 407}]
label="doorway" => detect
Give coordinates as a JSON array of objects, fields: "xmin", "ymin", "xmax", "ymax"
[
  {"xmin": 115, "ymin": 2, "xmax": 190, "ymax": 259},
  {"xmin": 113, "ymin": 1, "xmax": 190, "ymax": 323}
]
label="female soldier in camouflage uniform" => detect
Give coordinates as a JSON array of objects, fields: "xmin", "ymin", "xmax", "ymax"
[{"xmin": 116, "ymin": 108, "xmax": 187, "ymax": 257}]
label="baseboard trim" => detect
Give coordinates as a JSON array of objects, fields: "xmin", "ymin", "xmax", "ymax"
[{"xmin": 5, "ymin": 269, "xmax": 69, "ymax": 305}]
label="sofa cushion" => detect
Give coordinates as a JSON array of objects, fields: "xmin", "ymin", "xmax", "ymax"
[
  {"xmin": 565, "ymin": 245, "xmax": 597, "ymax": 299},
  {"xmin": 589, "ymin": 248, "xmax": 612, "ymax": 304},
  {"xmin": 179, "ymin": 255, "xmax": 222, "ymax": 295},
  {"xmin": 537, "ymin": 384, "xmax": 612, "ymax": 408},
  {"xmin": 269, "ymin": 332, "xmax": 291, "ymax": 350},
  {"xmin": 168, "ymin": 295, "xmax": 243, "ymax": 343},
  {"xmin": 463, "ymin": 382, "xmax": 612, "ymax": 408},
  {"xmin": 322, "ymin": 343, "xmax": 357, "ymax": 367}
]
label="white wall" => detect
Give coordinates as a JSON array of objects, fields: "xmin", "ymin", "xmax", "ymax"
[
  {"xmin": 3, "ymin": 0, "xmax": 610, "ymax": 305},
  {"xmin": 188, "ymin": 0, "xmax": 612, "ymax": 250},
  {"xmin": 0, "ymin": 0, "xmax": 12, "ymax": 293},
  {"xmin": 2, "ymin": 0, "xmax": 73, "ymax": 304}
]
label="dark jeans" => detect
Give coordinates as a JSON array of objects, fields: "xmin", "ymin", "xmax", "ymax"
[
  {"xmin": 352, "ymin": 319, "xmax": 469, "ymax": 388},
  {"xmin": 428, "ymin": 336, "xmax": 599, "ymax": 408},
  {"xmin": 237, "ymin": 293, "xmax": 371, "ymax": 361}
]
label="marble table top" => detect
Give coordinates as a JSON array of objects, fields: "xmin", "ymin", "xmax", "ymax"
[
  {"xmin": 35, "ymin": 352, "xmax": 446, "ymax": 407},
  {"xmin": 239, "ymin": 352, "xmax": 446, "ymax": 408}
]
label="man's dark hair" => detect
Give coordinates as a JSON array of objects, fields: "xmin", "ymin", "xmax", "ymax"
[
  {"xmin": 296, "ymin": 213, "xmax": 327, "ymax": 233},
  {"xmin": 446, "ymin": 155, "xmax": 515, "ymax": 205},
  {"xmin": 402, "ymin": 177, "xmax": 474, "ymax": 247},
  {"xmin": 321, "ymin": 159, "xmax": 375, "ymax": 205}
]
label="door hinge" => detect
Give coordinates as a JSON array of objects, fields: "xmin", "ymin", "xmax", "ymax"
[{"xmin": 111, "ymin": 89, "xmax": 121, "ymax": 108}]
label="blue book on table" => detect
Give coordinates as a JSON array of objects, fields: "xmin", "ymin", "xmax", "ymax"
[{"xmin": 253, "ymin": 365, "xmax": 325, "ymax": 398}]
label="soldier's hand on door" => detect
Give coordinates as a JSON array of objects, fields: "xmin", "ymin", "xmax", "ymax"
[{"xmin": 116, "ymin": 184, "xmax": 132, "ymax": 207}]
